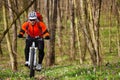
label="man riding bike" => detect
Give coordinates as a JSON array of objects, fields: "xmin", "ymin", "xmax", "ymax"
[{"xmin": 18, "ymin": 11, "xmax": 50, "ymax": 71}]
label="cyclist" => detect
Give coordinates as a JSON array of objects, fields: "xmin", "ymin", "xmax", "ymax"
[{"xmin": 18, "ymin": 11, "xmax": 50, "ymax": 71}]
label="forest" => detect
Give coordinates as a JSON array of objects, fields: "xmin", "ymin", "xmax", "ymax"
[{"xmin": 0, "ymin": 0, "xmax": 120, "ymax": 80}]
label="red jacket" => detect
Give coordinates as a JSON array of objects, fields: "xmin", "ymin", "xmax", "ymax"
[{"xmin": 19, "ymin": 21, "xmax": 49, "ymax": 38}]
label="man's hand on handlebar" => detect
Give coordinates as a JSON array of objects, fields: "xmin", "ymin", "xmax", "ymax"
[
  {"xmin": 17, "ymin": 34, "xmax": 23, "ymax": 38},
  {"xmin": 44, "ymin": 36, "xmax": 50, "ymax": 40}
]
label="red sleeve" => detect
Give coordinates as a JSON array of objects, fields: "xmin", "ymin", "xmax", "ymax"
[
  {"xmin": 19, "ymin": 22, "xmax": 28, "ymax": 35},
  {"xmin": 39, "ymin": 22, "xmax": 50, "ymax": 37}
]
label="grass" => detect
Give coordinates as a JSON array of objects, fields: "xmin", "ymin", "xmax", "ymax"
[
  {"xmin": 1, "ymin": 62, "xmax": 120, "ymax": 80},
  {"xmin": 0, "ymin": 68, "xmax": 28, "ymax": 80}
]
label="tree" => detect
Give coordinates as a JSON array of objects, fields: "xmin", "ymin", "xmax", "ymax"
[
  {"xmin": 115, "ymin": 0, "xmax": 120, "ymax": 57},
  {"xmin": 76, "ymin": 0, "xmax": 86, "ymax": 64},
  {"xmin": 3, "ymin": 0, "xmax": 17, "ymax": 71},
  {"xmin": 87, "ymin": 0, "xmax": 102, "ymax": 66},
  {"xmin": 46, "ymin": 0, "xmax": 57, "ymax": 66},
  {"xmin": 69, "ymin": 0, "xmax": 76, "ymax": 60},
  {"xmin": 57, "ymin": 0, "xmax": 64, "ymax": 56},
  {"xmin": 78, "ymin": 0, "xmax": 102, "ymax": 66},
  {"xmin": 0, "ymin": 0, "xmax": 36, "ymax": 43},
  {"xmin": 1, "ymin": 0, "xmax": 36, "ymax": 70}
]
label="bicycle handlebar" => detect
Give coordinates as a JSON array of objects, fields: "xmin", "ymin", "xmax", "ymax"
[{"xmin": 20, "ymin": 36, "xmax": 44, "ymax": 41}]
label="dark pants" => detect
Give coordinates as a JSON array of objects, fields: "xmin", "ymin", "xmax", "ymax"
[{"xmin": 25, "ymin": 37, "xmax": 44, "ymax": 64}]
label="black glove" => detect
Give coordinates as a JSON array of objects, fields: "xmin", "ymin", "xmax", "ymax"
[
  {"xmin": 44, "ymin": 36, "xmax": 50, "ymax": 40},
  {"xmin": 18, "ymin": 34, "xmax": 23, "ymax": 38}
]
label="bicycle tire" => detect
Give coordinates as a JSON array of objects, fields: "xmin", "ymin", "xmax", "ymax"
[{"xmin": 29, "ymin": 48, "xmax": 35, "ymax": 77}]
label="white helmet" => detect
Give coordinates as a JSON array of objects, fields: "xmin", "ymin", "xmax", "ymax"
[{"xmin": 28, "ymin": 11, "xmax": 37, "ymax": 20}]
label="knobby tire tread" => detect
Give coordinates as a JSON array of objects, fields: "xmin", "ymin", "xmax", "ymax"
[{"xmin": 30, "ymin": 48, "xmax": 35, "ymax": 77}]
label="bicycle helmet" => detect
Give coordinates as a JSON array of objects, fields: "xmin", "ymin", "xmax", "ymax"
[{"xmin": 28, "ymin": 11, "xmax": 37, "ymax": 20}]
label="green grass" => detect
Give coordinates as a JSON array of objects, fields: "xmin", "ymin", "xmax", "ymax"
[
  {"xmin": 1, "ymin": 62, "xmax": 120, "ymax": 80},
  {"xmin": 43, "ymin": 63, "xmax": 120, "ymax": 80},
  {"xmin": 0, "ymin": 68, "xmax": 29, "ymax": 80}
]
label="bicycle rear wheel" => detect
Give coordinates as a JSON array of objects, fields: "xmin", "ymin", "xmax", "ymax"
[{"xmin": 29, "ymin": 48, "xmax": 35, "ymax": 77}]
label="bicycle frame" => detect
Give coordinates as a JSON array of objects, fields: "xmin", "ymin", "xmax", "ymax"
[
  {"xmin": 28, "ymin": 42, "xmax": 37, "ymax": 66},
  {"xmin": 28, "ymin": 41, "xmax": 38, "ymax": 77}
]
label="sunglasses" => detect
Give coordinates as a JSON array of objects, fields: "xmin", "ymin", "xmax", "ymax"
[{"xmin": 30, "ymin": 19, "xmax": 36, "ymax": 21}]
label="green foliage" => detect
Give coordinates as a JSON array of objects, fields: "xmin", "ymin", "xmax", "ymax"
[
  {"xmin": 1, "ymin": 62, "xmax": 120, "ymax": 80},
  {"xmin": 0, "ymin": 68, "xmax": 29, "ymax": 80},
  {"xmin": 35, "ymin": 62, "xmax": 120, "ymax": 80}
]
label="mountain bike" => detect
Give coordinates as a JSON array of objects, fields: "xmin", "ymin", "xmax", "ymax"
[
  {"xmin": 20, "ymin": 37, "xmax": 43, "ymax": 77},
  {"xmin": 28, "ymin": 38, "xmax": 44, "ymax": 77}
]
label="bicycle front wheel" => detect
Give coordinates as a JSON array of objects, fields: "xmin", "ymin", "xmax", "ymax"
[{"xmin": 29, "ymin": 48, "xmax": 35, "ymax": 77}]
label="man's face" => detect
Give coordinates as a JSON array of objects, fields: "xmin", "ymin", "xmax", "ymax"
[{"xmin": 29, "ymin": 19, "xmax": 36, "ymax": 25}]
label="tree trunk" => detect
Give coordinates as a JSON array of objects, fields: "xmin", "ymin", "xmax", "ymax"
[
  {"xmin": 0, "ymin": 44, "xmax": 3, "ymax": 55},
  {"xmin": 109, "ymin": 1, "xmax": 113, "ymax": 53},
  {"xmin": 57, "ymin": 0, "xmax": 63, "ymax": 55},
  {"xmin": 77, "ymin": 0, "xmax": 86, "ymax": 64},
  {"xmin": 3, "ymin": 0, "xmax": 17, "ymax": 71},
  {"xmin": 45, "ymin": 0, "xmax": 57, "ymax": 66},
  {"xmin": 79, "ymin": 0, "xmax": 102, "ymax": 66},
  {"xmin": 70, "ymin": 0, "xmax": 75, "ymax": 60},
  {"xmin": 115, "ymin": 0, "xmax": 120, "ymax": 57},
  {"xmin": 8, "ymin": 0, "xmax": 18, "ymax": 71},
  {"xmin": 88, "ymin": 0, "xmax": 102, "ymax": 66},
  {"xmin": 34, "ymin": 0, "xmax": 37, "ymax": 10},
  {"xmin": 0, "ymin": 0, "xmax": 36, "ymax": 43}
]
